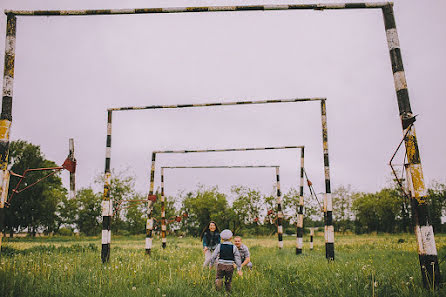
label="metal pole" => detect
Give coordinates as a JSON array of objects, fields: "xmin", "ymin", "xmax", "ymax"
[
  {"xmin": 296, "ymin": 147, "xmax": 304, "ymax": 254},
  {"xmin": 101, "ymin": 110, "xmax": 112, "ymax": 263},
  {"xmin": 5, "ymin": 3, "xmax": 389, "ymax": 17},
  {"xmin": 68, "ymin": 138, "xmax": 75, "ymax": 200},
  {"xmin": 321, "ymin": 99, "xmax": 334, "ymax": 260},
  {"xmin": 160, "ymin": 167, "xmax": 166, "ymax": 249},
  {"xmin": 0, "ymin": 13, "xmax": 16, "ymax": 253},
  {"xmin": 382, "ymin": 3, "xmax": 440, "ymax": 288},
  {"xmin": 145, "ymin": 152, "xmax": 156, "ymax": 255},
  {"xmin": 276, "ymin": 166, "xmax": 283, "ymax": 249}
]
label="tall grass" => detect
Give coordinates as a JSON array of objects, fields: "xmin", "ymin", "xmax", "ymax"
[{"xmin": 1, "ymin": 234, "xmax": 446, "ymax": 296}]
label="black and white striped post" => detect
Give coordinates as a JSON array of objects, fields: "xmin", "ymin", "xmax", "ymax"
[
  {"xmin": 382, "ymin": 4, "xmax": 440, "ymax": 288},
  {"xmin": 146, "ymin": 152, "xmax": 157, "ymax": 255},
  {"xmin": 68, "ymin": 138, "xmax": 76, "ymax": 200},
  {"xmin": 276, "ymin": 166, "xmax": 283, "ymax": 249},
  {"xmin": 310, "ymin": 228, "xmax": 314, "ymax": 250},
  {"xmin": 160, "ymin": 167, "xmax": 166, "ymax": 249},
  {"xmin": 321, "ymin": 100, "xmax": 334, "ymax": 261},
  {"xmin": 0, "ymin": 13, "xmax": 15, "ymax": 252},
  {"xmin": 101, "ymin": 111, "xmax": 113, "ymax": 263},
  {"xmin": 296, "ymin": 147, "xmax": 304, "ymax": 254},
  {"xmin": 162, "ymin": 165, "xmax": 280, "ymax": 248}
]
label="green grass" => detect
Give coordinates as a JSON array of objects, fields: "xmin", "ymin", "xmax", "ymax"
[{"xmin": 1, "ymin": 233, "xmax": 446, "ymax": 296}]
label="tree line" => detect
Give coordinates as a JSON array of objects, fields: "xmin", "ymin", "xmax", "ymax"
[{"xmin": 3, "ymin": 140, "xmax": 446, "ymax": 237}]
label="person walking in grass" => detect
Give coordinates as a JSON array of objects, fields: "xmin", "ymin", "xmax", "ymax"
[
  {"xmin": 234, "ymin": 236, "xmax": 252, "ymax": 270},
  {"xmin": 209, "ymin": 229, "xmax": 243, "ymax": 292},
  {"xmin": 201, "ymin": 221, "xmax": 221, "ymax": 268}
]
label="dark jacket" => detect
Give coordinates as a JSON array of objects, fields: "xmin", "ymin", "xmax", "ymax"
[{"xmin": 202, "ymin": 231, "xmax": 220, "ymax": 249}]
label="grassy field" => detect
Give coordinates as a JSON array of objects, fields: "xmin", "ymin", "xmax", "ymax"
[{"xmin": 1, "ymin": 233, "xmax": 446, "ymax": 296}]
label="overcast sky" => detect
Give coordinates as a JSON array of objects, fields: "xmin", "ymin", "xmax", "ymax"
[{"xmin": 0, "ymin": 0, "xmax": 445, "ymax": 200}]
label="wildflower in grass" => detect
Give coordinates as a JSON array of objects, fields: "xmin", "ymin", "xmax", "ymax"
[{"xmin": 132, "ymin": 286, "xmax": 136, "ymax": 290}]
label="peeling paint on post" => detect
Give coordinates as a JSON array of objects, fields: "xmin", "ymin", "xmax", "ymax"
[
  {"xmin": 382, "ymin": 3, "xmax": 440, "ymax": 288},
  {"xmin": 0, "ymin": 13, "xmax": 16, "ymax": 253},
  {"xmin": 160, "ymin": 167, "xmax": 166, "ymax": 249},
  {"xmin": 68, "ymin": 138, "xmax": 76, "ymax": 200},
  {"xmin": 296, "ymin": 147, "xmax": 304, "ymax": 254},
  {"xmin": 321, "ymin": 99, "xmax": 334, "ymax": 260},
  {"xmin": 276, "ymin": 166, "xmax": 283, "ymax": 249},
  {"xmin": 101, "ymin": 110, "xmax": 112, "ymax": 263},
  {"xmin": 146, "ymin": 152, "xmax": 156, "ymax": 255}
]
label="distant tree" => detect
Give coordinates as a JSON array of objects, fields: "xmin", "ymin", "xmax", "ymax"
[
  {"xmin": 75, "ymin": 188, "xmax": 102, "ymax": 236},
  {"xmin": 332, "ymin": 185, "xmax": 355, "ymax": 232},
  {"xmin": 232, "ymin": 186, "xmax": 263, "ymax": 225},
  {"xmin": 4, "ymin": 140, "xmax": 66, "ymax": 236},
  {"xmin": 125, "ymin": 194, "xmax": 146, "ymax": 235},
  {"xmin": 427, "ymin": 181, "xmax": 446, "ymax": 233},
  {"xmin": 352, "ymin": 188, "xmax": 401, "ymax": 233},
  {"xmin": 181, "ymin": 185, "xmax": 230, "ymax": 236}
]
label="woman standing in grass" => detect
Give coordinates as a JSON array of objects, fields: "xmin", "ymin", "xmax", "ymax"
[{"xmin": 201, "ymin": 221, "xmax": 220, "ymax": 268}]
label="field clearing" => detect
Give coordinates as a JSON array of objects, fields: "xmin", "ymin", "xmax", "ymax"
[{"xmin": 1, "ymin": 233, "xmax": 446, "ymax": 296}]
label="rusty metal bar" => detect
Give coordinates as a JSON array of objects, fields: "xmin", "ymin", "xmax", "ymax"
[{"xmin": 4, "ymin": 3, "xmax": 390, "ymax": 16}]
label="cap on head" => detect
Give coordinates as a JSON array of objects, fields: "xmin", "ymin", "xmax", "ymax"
[{"xmin": 220, "ymin": 229, "xmax": 233, "ymax": 240}]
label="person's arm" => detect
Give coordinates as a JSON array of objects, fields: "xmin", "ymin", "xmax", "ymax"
[
  {"xmin": 203, "ymin": 234, "xmax": 208, "ymax": 251},
  {"xmin": 233, "ymin": 246, "xmax": 243, "ymax": 275},
  {"xmin": 241, "ymin": 245, "xmax": 250, "ymax": 267},
  {"xmin": 209, "ymin": 244, "xmax": 220, "ymax": 268}
]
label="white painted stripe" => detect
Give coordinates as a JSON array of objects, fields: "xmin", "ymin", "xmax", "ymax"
[
  {"xmin": 145, "ymin": 238, "xmax": 152, "ymax": 249},
  {"xmin": 278, "ymin": 226, "xmax": 283, "ymax": 234},
  {"xmin": 2, "ymin": 76, "xmax": 14, "ymax": 97},
  {"xmin": 277, "ymin": 211, "xmax": 283, "ymax": 218},
  {"xmin": 299, "ymin": 196, "xmax": 304, "ymax": 205},
  {"xmin": 161, "ymin": 225, "xmax": 167, "ymax": 231},
  {"xmin": 326, "ymin": 193, "xmax": 332, "ymax": 211},
  {"xmin": 146, "ymin": 219, "xmax": 153, "ymax": 230},
  {"xmin": 0, "ymin": 170, "xmax": 10, "ymax": 207},
  {"xmin": 107, "ymin": 123, "xmax": 112, "ymax": 135},
  {"xmin": 310, "ymin": 229, "xmax": 314, "ymax": 236},
  {"xmin": 310, "ymin": 242, "xmax": 313, "ymax": 249},
  {"xmin": 101, "ymin": 230, "xmax": 111, "ymax": 244},
  {"xmin": 162, "ymin": 7, "xmax": 187, "ymax": 13},
  {"xmin": 325, "ymin": 226, "xmax": 334, "ymax": 243},
  {"xmin": 5, "ymin": 36, "xmax": 16, "ymax": 55},
  {"xmin": 105, "ymin": 147, "xmax": 111, "ymax": 159},
  {"xmin": 386, "ymin": 28, "xmax": 400, "ymax": 50},
  {"xmin": 419, "ymin": 225, "xmax": 438, "ymax": 255},
  {"xmin": 322, "ymin": 4, "xmax": 346, "ymax": 9},
  {"xmin": 393, "ymin": 71, "xmax": 407, "ymax": 92},
  {"xmin": 297, "ymin": 238, "xmax": 303, "ymax": 248},
  {"xmin": 209, "ymin": 6, "xmax": 236, "ymax": 11},
  {"xmin": 162, "ymin": 238, "xmax": 167, "ymax": 243},
  {"xmin": 161, "ymin": 211, "xmax": 165, "ymax": 217},
  {"xmin": 101, "ymin": 200, "xmax": 113, "ymax": 216},
  {"xmin": 278, "ymin": 241, "xmax": 283, "ymax": 248},
  {"xmin": 111, "ymin": 9, "xmax": 135, "ymax": 14},
  {"xmin": 264, "ymin": 5, "xmax": 289, "ymax": 10},
  {"xmin": 297, "ymin": 215, "xmax": 303, "ymax": 227},
  {"xmin": 324, "ymin": 167, "xmax": 330, "ymax": 180}
]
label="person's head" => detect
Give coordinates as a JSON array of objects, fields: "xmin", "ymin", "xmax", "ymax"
[
  {"xmin": 234, "ymin": 236, "xmax": 242, "ymax": 248},
  {"xmin": 220, "ymin": 229, "xmax": 233, "ymax": 242},
  {"xmin": 209, "ymin": 221, "xmax": 217, "ymax": 232}
]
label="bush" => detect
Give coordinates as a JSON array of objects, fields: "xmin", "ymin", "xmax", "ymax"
[{"xmin": 57, "ymin": 227, "xmax": 74, "ymax": 236}]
